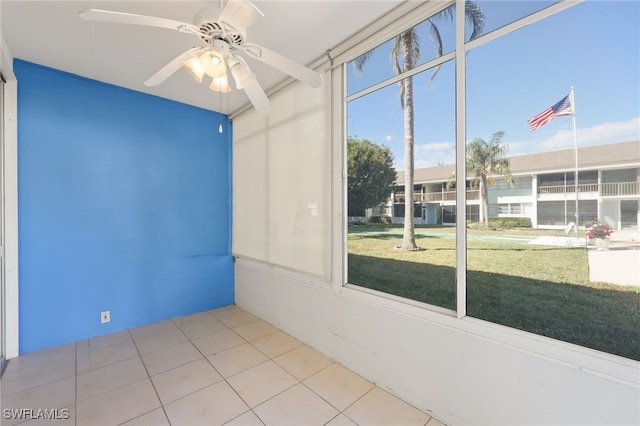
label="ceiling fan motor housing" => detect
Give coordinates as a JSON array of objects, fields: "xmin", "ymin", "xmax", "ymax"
[{"xmin": 195, "ymin": 7, "xmax": 245, "ymax": 47}]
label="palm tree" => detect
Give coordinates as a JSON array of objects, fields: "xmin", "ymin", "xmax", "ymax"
[
  {"xmin": 466, "ymin": 131, "xmax": 514, "ymax": 228},
  {"xmin": 353, "ymin": 3, "xmax": 484, "ymax": 250}
]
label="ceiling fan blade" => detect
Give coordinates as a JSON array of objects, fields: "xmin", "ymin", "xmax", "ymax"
[
  {"xmin": 243, "ymin": 77, "xmax": 273, "ymax": 116},
  {"xmin": 241, "ymin": 43, "xmax": 322, "ymax": 88},
  {"xmin": 230, "ymin": 59, "xmax": 271, "ymax": 115},
  {"xmin": 79, "ymin": 9, "xmax": 200, "ymax": 35},
  {"xmin": 217, "ymin": 0, "xmax": 264, "ymax": 32},
  {"xmin": 145, "ymin": 47, "xmax": 204, "ymax": 86}
]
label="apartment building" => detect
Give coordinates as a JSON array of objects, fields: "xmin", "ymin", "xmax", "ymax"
[{"xmin": 376, "ymin": 141, "xmax": 640, "ymax": 230}]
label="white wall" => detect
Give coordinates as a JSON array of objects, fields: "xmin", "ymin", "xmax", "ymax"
[{"xmin": 235, "ymin": 259, "xmax": 639, "ymax": 426}]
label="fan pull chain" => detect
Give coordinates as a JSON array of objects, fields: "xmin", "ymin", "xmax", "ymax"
[{"xmin": 218, "ymin": 82, "xmax": 223, "ymax": 133}]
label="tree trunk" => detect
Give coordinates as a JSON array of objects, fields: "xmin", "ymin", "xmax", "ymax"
[
  {"xmin": 401, "ymin": 75, "xmax": 417, "ymax": 250},
  {"xmin": 480, "ymin": 176, "xmax": 489, "ymax": 229}
]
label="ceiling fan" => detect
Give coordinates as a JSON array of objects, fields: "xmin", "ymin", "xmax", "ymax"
[{"xmin": 79, "ymin": 0, "xmax": 323, "ymax": 116}]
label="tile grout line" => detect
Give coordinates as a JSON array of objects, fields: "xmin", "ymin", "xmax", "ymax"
[
  {"xmin": 245, "ymin": 330, "xmax": 299, "ymax": 360},
  {"xmin": 220, "ymin": 321, "xmax": 336, "ymax": 424},
  {"xmin": 162, "ymin": 310, "xmax": 265, "ymax": 424},
  {"xmin": 296, "ymin": 369, "xmax": 353, "ymax": 421},
  {"xmin": 324, "ymin": 411, "xmax": 357, "ymax": 426},
  {"xmin": 1, "ymin": 365, "xmax": 76, "ymax": 401},
  {"xmin": 120, "ymin": 317, "xmax": 222, "ymax": 424},
  {"xmin": 124, "ymin": 327, "xmax": 171, "ymax": 426},
  {"xmin": 219, "ymin": 316, "xmax": 370, "ymax": 425},
  {"xmin": 181, "ymin": 311, "xmax": 266, "ymax": 425},
  {"xmin": 224, "ymin": 360, "xmax": 300, "ymax": 424},
  {"xmin": 191, "ymin": 311, "xmax": 266, "ymax": 426},
  {"xmin": 4, "ymin": 344, "xmax": 78, "ymax": 425},
  {"xmin": 74, "ymin": 341, "xmax": 77, "ymax": 426},
  {"xmin": 207, "ymin": 306, "xmax": 271, "ymax": 426},
  {"xmin": 200, "ymin": 309, "xmax": 310, "ymax": 425}
]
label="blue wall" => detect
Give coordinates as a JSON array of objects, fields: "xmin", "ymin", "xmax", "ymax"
[{"xmin": 15, "ymin": 60, "xmax": 234, "ymax": 353}]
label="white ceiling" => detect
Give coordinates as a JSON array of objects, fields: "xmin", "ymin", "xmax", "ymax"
[{"xmin": 1, "ymin": 0, "xmax": 404, "ymax": 115}]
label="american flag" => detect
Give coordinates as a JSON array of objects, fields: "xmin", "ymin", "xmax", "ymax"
[{"xmin": 528, "ymin": 94, "xmax": 573, "ymax": 131}]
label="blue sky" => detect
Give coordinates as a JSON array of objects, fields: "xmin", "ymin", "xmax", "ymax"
[{"xmin": 347, "ymin": 0, "xmax": 640, "ymax": 170}]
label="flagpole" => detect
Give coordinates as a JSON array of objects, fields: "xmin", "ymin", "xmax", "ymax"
[{"xmin": 571, "ymin": 86, "xmax": 579, "ymax": 237}]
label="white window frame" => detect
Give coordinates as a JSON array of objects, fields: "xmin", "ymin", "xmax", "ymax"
[
  {"xmin": 1, "ymin": 33, "xmax": 19, "ymax": 359},
  {"xmin": 339, "ymin": 0, "xmax": 586, "ymax": 319}
]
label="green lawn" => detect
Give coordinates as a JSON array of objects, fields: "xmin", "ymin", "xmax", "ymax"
[{"xmin": 347, "ymin": 226, "xmax": 640, "ymax": 361}]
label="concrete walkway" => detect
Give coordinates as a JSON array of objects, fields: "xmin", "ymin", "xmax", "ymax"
[
  {"xmin": 587, "ymin": 230, "xmax": 640, "ymax": 286},
  {"xmin": 529, "ymin": 229, "xmax": 639, "ymax": 286},
  {"xmin": 528, "ymin": 235, "xmax": 586, "ymax": 247}
]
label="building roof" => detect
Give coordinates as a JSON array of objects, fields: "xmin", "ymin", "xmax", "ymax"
[{"xmin": 396, "ymin": 140, "xmax": 640, "ymax": 185}]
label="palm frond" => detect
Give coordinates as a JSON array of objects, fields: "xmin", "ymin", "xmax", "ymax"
[
  {"xmin": 490, "ymin": 131, "xmax": 506, "ymax": 144},
  {"xmin": 391, "ymin": 29, "xmax": 420, "ymax": 73},
  {"xmin": 394, "ymin": 58, "xmax": 405, "ymax": 109},
  {"xmin": 392, "ymin": 29, "xmax": 419, "ymax": 110},
  {"xmin": 465, "ymin": 1, "xmax": 485, "ymax": 41},
  {"xmin": 352, "ymin": 50, "xmax": 374, "ymax": 75},
  {"xmin": 466, "ymin": 131, "xmax": 514, "ymax": 188},
  {"xmin": 424, "ymin": 21, "xmax": 443, "ymax": 89},
  {"xmin": 430, "ymin": 4, "xmax": 455, "ymax": 23},
  {"xmin": 428, "ymin": 2, "xmax": 485, "ymax": 42},
  {"xmin": 445, "ymin": 172, "xmax": 456, "ymax": 190},
  {"xmin": 391, "ymin": 35, "xmax": 402, "ymax": 67},
  {"xmin": 429, "ymin": 21, "xmax": 444, "ymax": 58}
]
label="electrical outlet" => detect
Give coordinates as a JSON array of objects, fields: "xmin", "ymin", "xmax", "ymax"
[{"xmin": 101, "ymin": 310, "xmax": 110, "ymax": 324}]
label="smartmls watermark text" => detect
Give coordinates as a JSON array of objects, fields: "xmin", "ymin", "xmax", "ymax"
[{"xmin": 3, "ymin": 408, "xmax": 71, "ymax": 421}]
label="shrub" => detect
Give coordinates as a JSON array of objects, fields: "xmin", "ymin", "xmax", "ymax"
[
  {"xmin": 487, "ymin": 217, "xmax": 532, "ymax": 229},
  {"xmin": 502, "ymin": 218, "xmax": 525, "ymax": 228},
  {"xmin": 369, "ymin": 215, "xmax": 392, "ymax": 225}
]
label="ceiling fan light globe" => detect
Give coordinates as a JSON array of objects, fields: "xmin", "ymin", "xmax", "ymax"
[
  {"xmin": 230, "ymin": 62, "xmax": 252, "ymax": 90},
  {"xmin": 202, "ymin": 51, "xmax": 226, "ymax": 78},
  {"xmin": 182, "ymin": 56, "xmax": 205, "ymax": 83},
  {"xmin": 210, "ymin": 75, "xmax": 231, "ymax": 93}
]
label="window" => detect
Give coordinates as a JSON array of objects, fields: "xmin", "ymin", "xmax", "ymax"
[
  {"xmin": 473, "ymin": 1, "xmax": 560, "ymax": 36},
  {"xmin": 346, "ymin": 8, "xmax": 457, "ymax": 97},
  {"xmin": 498, "ymin": 203, "xmax": 531, "ymax": 216},
  {"xmin": 465, "ymin": 0, "xmax": 639, "ymax": 360},
  {"xmin": 346, "ymin": 4, "xmax": 458, "ymax": 311},
  {"xmin": 345, "ymin": 0, "xmax": 640, "ymax": 360}
]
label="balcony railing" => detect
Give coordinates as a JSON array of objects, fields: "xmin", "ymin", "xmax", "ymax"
[
  {"xmin": 537, "ymin": 181, "xmax": 639, "ymax": 197},
  {"xmin": 600, "ymin": 181, "xmax": 640, "ymax": 196},
  {"xmin": 392, "ymin": 181, "xmax": 639, "ymax": 204},
  {"xmin": 394, "ymin": 190, "xmax": 480, "ymax": 203},
  {"xmin": 538, "ymin": 183, "xmax": 598, "ymax": 195}
]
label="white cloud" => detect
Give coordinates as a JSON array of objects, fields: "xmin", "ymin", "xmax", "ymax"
[
  {"xmin": 409, "ymin": 142, "xmax": 455, "ymax": 170},
  {"xmin": 535, "ymin": 117, "xmax": 639, "ymax": 153},
  {"xmin": 415, "ymin": 142, "xmax": 454, "ymax": 153},
  {"xmin": 393, "ymin": 117, "xmax": 639, "ymax": 170}
]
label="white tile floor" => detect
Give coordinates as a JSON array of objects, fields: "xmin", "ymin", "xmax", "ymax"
[{"xmin": 1, "ymin": 305, "xmax": 443, "ymax": 426}]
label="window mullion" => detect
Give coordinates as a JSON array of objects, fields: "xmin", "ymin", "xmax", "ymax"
[
  {"xmin": 345, "ymin": 52, "xmax": 455, "ymax": 103},
  {"xmin": 455, "ymin": 0, "xmax": 467, "ymax": 319},
  {"xmin": 464, "ymin": 0, "xmax": 584, "ymax": 52}
]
